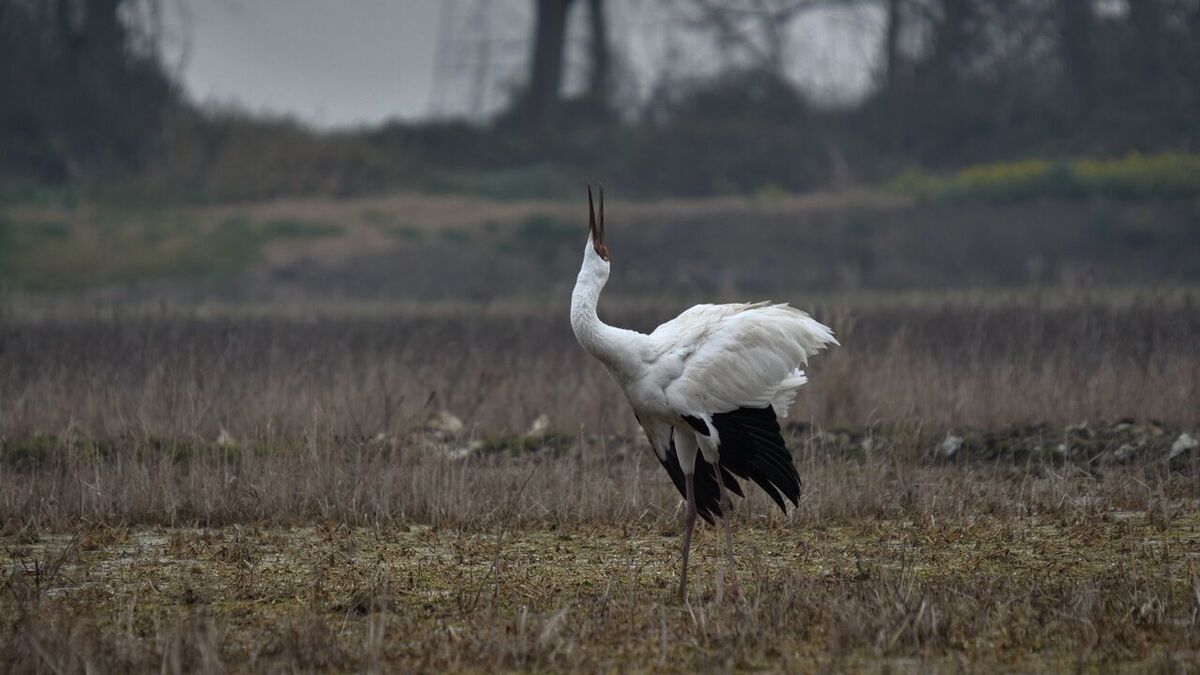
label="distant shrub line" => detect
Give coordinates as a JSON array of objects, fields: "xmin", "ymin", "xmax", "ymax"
[{"xmin": 890, "ymin": 153, "xmax": 1200, "ymax": 203}]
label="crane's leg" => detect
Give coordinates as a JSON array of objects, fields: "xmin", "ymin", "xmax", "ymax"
[
  {"xmin": 679, "ymin": 472, "xmax": 697, "ymax": 603},
  {"xmin": 715, "ymin": 463, "xmax": 741, "ymax": 598}
]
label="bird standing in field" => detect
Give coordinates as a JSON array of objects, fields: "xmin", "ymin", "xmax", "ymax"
[{"xmin": 570, "ymin": 187, "xmax": 837, "ymax": 602}]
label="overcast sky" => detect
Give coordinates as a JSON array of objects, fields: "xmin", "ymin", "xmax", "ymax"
[
  {"xmin": 170, "ymin": 0, "xmax": 880, "ymax": 130},
  {"xmin": 172, "ymin": 0, "xmax": 440, "ymax": 127}
]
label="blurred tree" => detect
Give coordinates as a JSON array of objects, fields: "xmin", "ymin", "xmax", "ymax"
[
  {"xmin": 1058, "ymin": 0, "xmax": 1094, "ymax": 112},
  {"xmin": 504, "ymin": 0, "xmax": 614, "ymax": 130},
  {"xmin": 1192, "ymin": 1, "xmax": 1200, "ymax": 113},
  {"xmin": 684, "ymin": 0, "xmax": 825, "ymax": 79},
  {"xmin": 516, "ymin": 0, "xmax": 575, "ymax": 128},
  {"xmin": 926, "ymin": 0, "xmax": 973, "ymax": 88},
  {"xmin": 1128, "ymin": 0, "xmax": 1166, "ymax": 64},
  {"xmin": 4, "ymin": 0, "xmax": 1198, "ymax": 199},
  {"xmin": 1126, "ymin": 0, "xmax": 1170, "ymax": 107},
  {"xmin": 585, "ymin": 0, "xmax": 611, "ymax": 111},
  {"xmin": 881, "ymin": 0, "xmax": 906, "ymax": 90},
  {"xmin": 0, "ymin": 0, "xmax": 175, "ymax": 181}
]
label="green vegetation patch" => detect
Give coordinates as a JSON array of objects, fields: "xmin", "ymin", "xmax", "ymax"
[
  {"xmin": 0, "ymin": 206, "xmax": 351, "ymax": 291},
  {"xmin": 435, "ymin": 227, "xmax": 471, "ymax": 245},
  {"xmin": 448, "ymin": 164, "xmax": 577, "ymax": 201},
  {"xmin": 890, "ymin": 152, "xmax": 1200, "ymax": 203},
  {"xmin": 0, "ymin": 435, "xmax": 62, "ymax": 468},
  {"xmin": 383, "ymin": 223, "xmax": 425, "ymax": 241},
  {"xmin": 0, "ymin": 436, "xmax": 128, "ymax": 469},
  {"xmin": 473, "ymin": 432, "xmax": 575, "ymax": 458},
  {"xmin": 501, "ymin": 213, "xmax": 578, "ymax": 265},
  {"xmin": 0, "ymin": 210, "xmax": 261, "ymax": 291},
  {"xmin": 0, "ymin": 435, "xmax": 260, "ymax": 468},
  {"xmin": 254, "ymin": 218, "xmax": 344, "ymax": 239}
]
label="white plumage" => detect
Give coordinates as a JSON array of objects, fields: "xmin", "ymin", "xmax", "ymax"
[
  {"xmin": 653, "ymin": 302, "xmax": 835, "ymax": 417},
  {"xmin": 569, "ymin": 188, "xmax": 837, "ymax": 601}
]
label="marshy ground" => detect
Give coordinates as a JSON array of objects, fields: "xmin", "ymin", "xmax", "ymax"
[
  {"xmin": 4, "ymin": 417, "xmax": 1200, "ymax": 671},
  {"xmin": 5, "ymin": 508, "xmax": 1200, "ymax": 672}
]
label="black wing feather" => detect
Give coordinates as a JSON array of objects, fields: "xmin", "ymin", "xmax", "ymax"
[
  {"xmin": 653, "ymin": 407, "xmax": 800, "ymax": 522},
  {"xmin": 709, "ymin": 406, "xmax": 801, "ymax": 512}
]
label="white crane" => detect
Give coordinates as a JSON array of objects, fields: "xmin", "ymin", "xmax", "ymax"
[{"xmin": 570, "ymin": 187, "xmax": 838, "ymax": 601}]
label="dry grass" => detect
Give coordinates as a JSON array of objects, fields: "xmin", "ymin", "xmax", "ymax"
[
  {"xmin": 0, "ymin": 416, "xmax": 1196, "ymax": 530},
  {"xmin": 1, "ymin": 293, "xmax": 1196, "ymax": 531},
  {"xmin": 2, "ymin": 293, "xmax": 1198, "ymax": 670},
  {"xmin": 3, "ymin": 511, "xmax": 1200, "ymax": 672},
  {"xmin": 2, "ymin": 294, "xmax": 1196, "ymax": 441}
]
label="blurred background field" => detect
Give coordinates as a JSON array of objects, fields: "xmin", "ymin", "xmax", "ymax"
[
  {"xmin": 4, "ymin": 191, "xmax": 1198, "ymax": 297},
  {"xmin": 4, "ymin": 0, "xmax": 1200, "ymax": 202},
  {"xmin": 2, "ymin": 0, "xmax": 1200, "ymax": 671},
  {"xmin": 3, "ymin": 0, "xmax": 1200, "ymax": 297},
  {"xmin": 2, "ymin": 0, "xmax": 1199, "ymax": 301}
]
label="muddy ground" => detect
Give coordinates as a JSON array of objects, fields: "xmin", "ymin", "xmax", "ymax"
[{"xmin": 4, "ymin": 508, "xmax": 1200, "ymax": 672}]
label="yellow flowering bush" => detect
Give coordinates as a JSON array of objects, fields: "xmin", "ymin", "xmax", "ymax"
[{"xmin": 890, "ymin": 153, "xmax": 1200, "ymax": 202}]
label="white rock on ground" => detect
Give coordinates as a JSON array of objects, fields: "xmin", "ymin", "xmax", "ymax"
[
  {"xmin": 426, "ymin": 410, "xmax": 464, "ymax": 436},
  {"xmin": 1114, "ymin": 443, "xmax": 1140, "ymax": 462},
  {"xmin": 1169, "ymin": 433, "xmax": 1198, "ymax": 460},
  {"xmin": 444, "ymin": 440, "xmax": 483, "ymax": 461},
  {"xmin": 525, "ymin": 414, "xmax": 550, "ymax": 439},
  {"xmin": 940, "ymin": 434, "xmax": 963, "ymax": 458}
]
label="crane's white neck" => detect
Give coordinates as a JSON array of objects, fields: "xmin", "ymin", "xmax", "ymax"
[{"xmin": 571, "ymin": 242, "xmax": 642, "ymax": 375}]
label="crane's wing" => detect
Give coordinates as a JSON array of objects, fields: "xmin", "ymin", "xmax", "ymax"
[
  {"xmin": 646, "ymin": 302, "xmax": 837, "ymax": 514},
  {"xmin": 651, "ymin": 302, "xmax": 837, "ymax": 419}
]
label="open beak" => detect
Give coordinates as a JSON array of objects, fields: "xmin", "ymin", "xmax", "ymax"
[{"xmin": 588, "ymin": 185, "xmax": 609, "ymax": 261}]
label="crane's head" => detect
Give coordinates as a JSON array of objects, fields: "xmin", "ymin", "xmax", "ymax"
[{"xmin": 587, "ymin": 185, "xmax": 609, "ymax": 262}]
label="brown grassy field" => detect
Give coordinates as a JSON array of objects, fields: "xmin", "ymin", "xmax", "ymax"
[
  {"xmin": 2, "ymin": 292, "xmax": 1197, "ymax": 441},
  {"xmin": 2, "ymin": 291, "xmax": 1199, "ymax": 671},
  {"xmin": 5, "ymin": 512, "xmax": 1200, "ymax": 672}
]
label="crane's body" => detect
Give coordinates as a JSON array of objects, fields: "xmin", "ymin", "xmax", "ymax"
[{"xmin": 570, "ymin": 188, "xmax": 837, "ymax": 601}]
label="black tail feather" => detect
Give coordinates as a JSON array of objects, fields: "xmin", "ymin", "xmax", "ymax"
[
  {"xmin": 710, "ymin": 406, "xmax": 801, "ymax": 512},
  {"xmin": 656, "ymin": 406, "xmax": 800, "ymax": 522},
  {"xmin": 721, "ymin": 466, "xmax": 745, "ymax": 498}
]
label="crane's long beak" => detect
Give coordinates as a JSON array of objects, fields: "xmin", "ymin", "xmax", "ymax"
[
  {"xmin": 587, "ymin": 185, "xmax": 600, "ymax": 243},
  {"xmin": 587, "ymin": 185, "xmax": 610, "ymax": 260}
]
